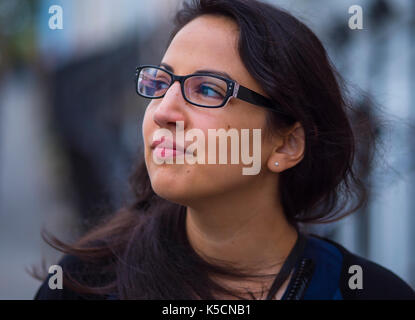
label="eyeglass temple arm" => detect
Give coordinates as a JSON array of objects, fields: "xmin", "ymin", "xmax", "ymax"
[{"xmin": 234, "ymin": 84, "xmax": 286, "ymax": 114}]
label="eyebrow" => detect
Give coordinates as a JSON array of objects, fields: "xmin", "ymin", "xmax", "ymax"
[{"xmin": 159, "ymin": 62, "xmax": 235, "ymax": 81}]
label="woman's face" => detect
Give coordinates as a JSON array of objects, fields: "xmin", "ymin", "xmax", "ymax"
[{"xmin": 142, "ymin": 14, "xmax": 277, "ymax": 205}]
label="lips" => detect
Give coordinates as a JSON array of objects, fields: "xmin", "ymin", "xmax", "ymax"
[{"xmin": 150, "ymin": 136, "xmax": 190, "ymax": 158}]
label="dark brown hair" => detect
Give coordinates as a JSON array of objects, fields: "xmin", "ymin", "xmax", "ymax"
[{"xmin": 35, "ymin": 0, "xmax": 380, "ymax": 299}]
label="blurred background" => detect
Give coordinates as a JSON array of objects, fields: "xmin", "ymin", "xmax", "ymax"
[{"xmin": 0, "ymin": 0, "xmax": 414, "ymax": 299}]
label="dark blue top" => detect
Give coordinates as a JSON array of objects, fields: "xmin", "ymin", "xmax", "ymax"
[{"xmin": 281, "ymin": 233, "xmax": 414, "ymax": 299}]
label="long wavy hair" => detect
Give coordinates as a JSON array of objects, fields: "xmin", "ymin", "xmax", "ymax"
[{"xmin": 34, "ymin": 0, "xmax": 381, "ymax": 299}]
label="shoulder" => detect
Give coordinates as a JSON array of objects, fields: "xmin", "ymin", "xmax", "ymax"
[
  {"xmin": 33, "ymin": 254, "xmax": 111, "ymax": 300},
  {"xmin": 306, "ymin": 234, "xmax": 415, "ymax": 300}
]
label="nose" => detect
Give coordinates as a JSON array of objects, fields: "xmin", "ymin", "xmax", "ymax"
[{"xmin": 152, "ymin": 81, "xmax": 186, "ymax": 129}]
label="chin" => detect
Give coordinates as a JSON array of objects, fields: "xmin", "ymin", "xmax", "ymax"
[
  {"xmin": 152, "ymin": 187, "xmax": 194, "ymax": 207},
  {"xmin": 149, "ymin": 170, "xmax": 193, "ymax": 204}
]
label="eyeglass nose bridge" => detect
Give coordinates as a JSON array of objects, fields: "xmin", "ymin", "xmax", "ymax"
[
  {"xmin": 169, "ymin": 73, "xmax": 187, "ymax": 84},
  {"xmin": 162, "ymin": 73, "xmax": 189, "ymax": 101}
]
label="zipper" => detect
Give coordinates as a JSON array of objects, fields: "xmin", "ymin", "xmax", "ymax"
[{"xmin": 284, "ymin": 258, "xmax": 315, "ymax": 300}]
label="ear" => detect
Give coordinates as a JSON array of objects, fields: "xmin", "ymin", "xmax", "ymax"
[{"xmin": 266, "ymin": 122, "xmax": 305, "ymax": 173}]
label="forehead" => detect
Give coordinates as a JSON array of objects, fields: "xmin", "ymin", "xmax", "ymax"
[{"xmin": 162, "ymin": 15, "xmax": 242, "ymax": 77}]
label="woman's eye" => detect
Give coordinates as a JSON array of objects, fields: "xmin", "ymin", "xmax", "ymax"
[{"xmin": 197, "ymin": 84, "xmax": 224, "ymax": 99}]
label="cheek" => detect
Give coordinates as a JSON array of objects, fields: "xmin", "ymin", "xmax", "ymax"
[
  {"xmin": 142, "ymin": 105, "xmax": 153, "ymax": 144},
  {"xmin": 142, "ymin": 106, "xmax": 160, "ymax": 184}
]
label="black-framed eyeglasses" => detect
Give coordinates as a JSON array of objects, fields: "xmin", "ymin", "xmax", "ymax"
[{"xmin": 135, "ymin": 65, "xmax": 286, "ymax": 113}]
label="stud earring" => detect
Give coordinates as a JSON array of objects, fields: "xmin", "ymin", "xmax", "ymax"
[{"xmin": 274, "ymin": 161, "xmax": 279, "ymax": 167}]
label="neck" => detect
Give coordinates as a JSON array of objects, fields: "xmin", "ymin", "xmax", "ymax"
[{"xmin": 185, "ymin": 179, "xmax": 298, "ymax": 272}]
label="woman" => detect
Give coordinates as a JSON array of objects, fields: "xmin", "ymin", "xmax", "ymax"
[{"xmin": 34, "ymin": 0, "xmax": 414, "ymax": 300}]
